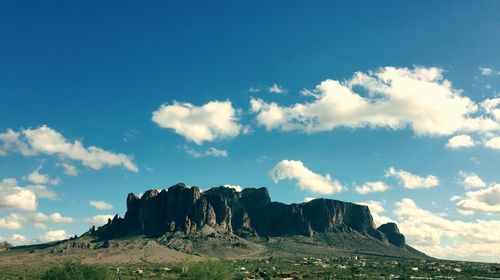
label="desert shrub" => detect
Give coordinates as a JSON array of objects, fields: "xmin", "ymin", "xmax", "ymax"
[
  {"xmin": 41, "ymin": 262, "xmax": 113, "ymax": 280},
  {"xmin": 176, "ymin": 259, "xmax": 233, "ymax": 280}
]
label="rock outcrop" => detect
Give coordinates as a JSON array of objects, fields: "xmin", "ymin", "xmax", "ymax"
[
  {"xmin": 0, "ymin": 241, "xmax": 12, "ymax": 251},
  {"xmin": 94, "ymin": 183, "xmax": 405, "ymax": 248},
  {"xmin": 378, "ymin": 222, "xmax": 406, "ymax": 247}
]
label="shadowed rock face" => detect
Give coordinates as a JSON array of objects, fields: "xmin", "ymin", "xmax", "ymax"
[
  {"xmin": 94, "ymin": 183, "xmax": 405, "ymax": 248},
  {"xmin": 378, "ymin": 222, "xmax": 406, "ymax": 247}
]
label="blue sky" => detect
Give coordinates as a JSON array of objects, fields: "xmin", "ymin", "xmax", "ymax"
[{"xmin": 1, "ymin": 1, "xmax": 499, "ymax": 262}]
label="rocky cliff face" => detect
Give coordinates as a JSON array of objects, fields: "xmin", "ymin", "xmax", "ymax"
[
  {"xmin": 94, "ymin": 183, "xmax": 406, "ymax": 248},
  {"xmin": 378, "ymin": 222, "xmax": 406, "ymax": 247}
]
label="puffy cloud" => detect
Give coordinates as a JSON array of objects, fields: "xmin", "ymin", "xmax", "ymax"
[
  {"xmin": 269, "ymin": 160, "xmax": 344, "ymax": 194},
  {"xmin": 458, "ymin": 172, "xmax": 486, "ymax": 189},
  {"xmin": 445, "ymin": 134, "xmax": 475, "ymax": 149},
  {"xmin": 355, "ymin": 181, "xmax": 390, "ymax": 194},
  {"xmin": 268, "ymin": 83, "xmax": 286, "ymax": 94},
  {"xmin": 0, "ymin": 129, "xmax": 36, "ymax": 156},
  {"xmin": 0, "ymin": 178, "xmax": 37, "ymax": 211},
  {"xmin": 89, "ymin": 200, "xmax": 113, "ymax": 210},
  {"xmin": 30, "ymin": 212, "xmax": 73, "ymax": 223},
  {"xmin": 0, "ymin": 234, "xmax": 27, "ymax": 246},
  {"xmin": 23, "ymin": 125, "xmax": 138, "ymax": 172},
  {"xmin": 481, "ymin": 98, "xmax": 500, "ymax": 122},
  {"xmin": 484, "ymin": 136, "xmax": 500, "ymax": 150},
  {"xmin": 184, "ymin": 146, "xmax": 228, "ymax": 158},
  {"xmin": 49, "ymin": 213, "xmax": 74, "ymax": 223},
  {"xmin": 251, "ymin": 67, "xmax": 498, "ymax": 136},
  {"xmin": 0, "ymin": 213, "xmax": 26, "ymax": 230},
  {"xmin": 454, "ymin": 184, "xmax": 500, "ymax": 215},
  {"xmin": 9, "ymin": 234, "xmax": 27, "ymax": 245},
  {"xmin": 393, "ymin": 198, "xmax": 500, "ymax": 262},
  {"xmin": 61, "ymin": 163, "xmax": 78, "ymax": 176},
  {"xmin": 357, "ymin": 200, "xmax": 394, "ymax": 227},
  {"xmin": 152, "ymin": 101, "xmax": 243, "ymax": 145},
  {"xmin": 25, "ymin": 185, "xmax": 58, "ymax": 200},
  {"xmin": 31, "ymin": 212, "xmax": 49, "ymax": 222},
  {"xmin": 223, "ymin": 185, "xmax": 242, "ymax": 192},
  {"xmin": 85, "ymin": 215, "xmax": 114, "ymax": 226},
  {"xmin": 24, "ymin": 167, "xmax": 60, "ymax": 185},
  {"xmin": 34, "ymin": 222, "xmax": 47, "ymax": 229},
  {"xmin": 385, "ymin": 167, "xmax": 439, "ymax": 189},
  {"xmin": 0, "ymin": 126, "xmax": 138, "ymax": 172},
  {"xmin": 37, "ymin": 230, "xmax": 69, "ymax": 243}
]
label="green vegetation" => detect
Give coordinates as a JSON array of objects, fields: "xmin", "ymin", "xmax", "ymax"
[
  {"xmin": 40, "ymin": 262, "xmax": 113, "ymax": 280},
  {"xmin": 175, "ymin": 259, "xmax": 233, "ymax": 280},
  {"xmin": 0, "ymin": 256, "xmax": 498, "ymax": 279}
]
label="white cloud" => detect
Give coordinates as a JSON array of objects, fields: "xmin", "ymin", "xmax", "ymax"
[
  {"xmin": 86, "ymin": 215, "xmax": 114, "ymax": 226},
  {"xmin": 9, "ymin": 234, "xmax": 27, "ymax": 245},
  {"xmin": 37, "ymin": 230, "xmax": 69, "ymax": 243},
  {"xmin": 24, "ymin": 166, "xmax": 60, "ymax": 185},
  {"xmin": 251, "ymin": 67, "xmax": 498, "ymax": 136},
  {"xmin": 268, "ymin": 83, "xmax": 286, "ymax": 94},
  {"xmin": 34, "ymin": 222, "xmax": 47, "ymax": 229},
  {"xmin": 31, "ymin": 212, "xmax": 49, "ymax": 222},
  {"xmin": 393, "ymin": 198, "xmax": 500, "ymax": 262},
  {"xmin": 89, "ymin": 200, "xmax": 113, "ymax": 210},
  {"xmin": 49, "ymin": 213, "xmax": 74, "ymax": 223},
  {"xmin": 31, "ymin": 212, "xmax": 73, "ymax": 223},
  {"xmin": 223, "ymin": 185, "xmax": 242, "ymax": 192},
  {"xmin": 458, "ymin": 172, "xmax": 486, "ymax": 189},
  {"xmin": 0, "ymin": 126, "xmax": 138, "ymax": 172},
  {"xmin": 0, "ymin": 129, "xmax": 36, "ymax": 156},
  {"xmin": 303, "ymin": 197, "xmax": 316, "ymax": 202},
  {"xmin": 0, "ymin": 178, "xmax": 37, "ymax": 211},
  {"xmin": 0, "ymin": 213, "xmax": 26, "ymax": 230},
  {"xmin": 454, "ymin": 184, "xmax": 500, "ymax": 215},
  {"xmin": 445, "ymin": 134, "xmax": 475, "ymax": 149},
  {"xmin": 152, "ymin": 101, "xmax": 242, "ymax": 145},
  {"xmin": 484, "ymin": 136, "xmax": 500, "ymax": 150},
  {"xmin": 479, "ymin": 67, "xmax": 493, "ymax": 76},
  {"xmin": 61, "ymin": 163, "xmax": 78, "ymax": 176},
  {"xmin": 357, "ymin": 200, "xmax": 394, "ymax": 227},
  {"xmin": 355, "ymin": 181, "xmax": 390, "ymax": 194},
  {"xmin": 385, "ymin": 167, "xmax": 439, "ymax": 189},
  {"xmin": 23, "ymin": 125, "xmax": 138, "ymax": 172},
  {"xmin": 481, "ymin": 97, "xmax": 500, "ymax": 122},
  {"xmin": 269, "ymin": 160, "xmax": 344, "ymax": 194},
  {"xmin": 184, "ymin": 146, "xmax": 228, "ymax": 158},
  {"xmin": 26, "ymin": 185, "xmax": 58, "ymax": 200}
]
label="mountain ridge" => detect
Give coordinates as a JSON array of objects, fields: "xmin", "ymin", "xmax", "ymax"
[
  {"xmin": 90, "ymin": 183, "xmax": 421, "ymax": 257},
  {"xmin": 0, "ymin": 183, "xmax": 429, "ymax": 265}
]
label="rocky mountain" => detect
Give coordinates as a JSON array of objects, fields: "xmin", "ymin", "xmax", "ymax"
[{"xmin": 93, "ymin": 183, "xmax": 411, "ymax": 251}]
